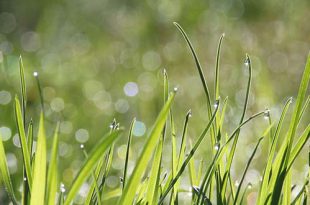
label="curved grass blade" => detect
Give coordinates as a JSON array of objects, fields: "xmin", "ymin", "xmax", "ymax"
[
  {"xmin": 214, "ymin": 33, "xmax": 225, "ymax": 100},
  {"xmin": 118, "ymin": 91, "xmax": 176, "ymax": 205},
  {"xmin": 47, "ymin": 123, "xmax": 59, "ymax": 205},
  {"xmin": 30, "ymin": 112, "xmax": 47, "ymax": 205},
  {"xmin": 14, "ymin": 96, "xmax": 32, "ymax": 190},
  {"xmin": 173, "ymin": 22, "xmax": 216, "ymax": 147},
  {"xmin": 0, "ymin": 134, "xmax": 17, "ymax": 204},
  {"xmin": 64, "ymin": 129, "xmax": 122, "ymax": 205},
  {"xmin": 221, "ymin": 54, "xmax": 252, "ymax": 200},
  {"xmin": 122, "ymin": 118, "xmax": 136, "ymax": 189}
]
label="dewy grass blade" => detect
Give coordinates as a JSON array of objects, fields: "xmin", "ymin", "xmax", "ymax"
[
  {"xmin": 173, "ymin": 22, "xmax": 216, "ymax": 147},
  {"xmin": 0, "ymin": 134, "xmax": 17, "ymax": 204},
  {"xmin": 123, "ymin": 118, "xmax": 135, "ymax": 189},
  {"xmin": 30, "ymin": 112, "xmax": 47, "ymax": 205},
  {"xmin": 47, "ymin": 123, "xmax": 59, "ymax": 205},
  {"xmin": 221, "ymin": 54, "xmax": 252, "ymax": 199},
  {"xmin": 14, "ymin": 96, "xmax": 32, "ymax": 191},
  {"xmin": 64, "ymin": 130, "xmax": 122, "ymax": 205},
  {"xmin": 118, "ymin": 91, "xmax": 176, "ymax": 205},
  {"xmin": 257, "ymin": 97, "xmax": 292, "ymax": 204}
]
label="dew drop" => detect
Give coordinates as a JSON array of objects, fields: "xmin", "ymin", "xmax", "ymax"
[
  {"xmin": 60, "ymin": 183, "xmax": 66, "ymax": 193},
  {"xmin": 173, "ymin": 87, "xmax": 178, "ymax": 92},
  {"xmin": 33, "ymin": 71, "xmax": 38, "ymax": 77},
  {"xmin": 109, "ymin": 124, "xmax": 113, "ymax": 129},
  {"xmin": 188, "ymin": 110, "xmax": 192, "ymax": 118},
  {"xmin": 80, "ymin": 144, "xmax": 84, "ymax": 149},
  {"xmin": 247, "ymin": 183, "xmax": 252, "ymax": 189},
  {"xmin": 289, "ymin": 97, "xmax": 293, "ymax": 104},
  {"xmin": 214, "ymin": 142, "xmax": 220, "ymax": 151},
  {"xmin": 244, "ymin": 57, "xmax": 250, "ymax": 66},
  {"xmin": 235, "ymin": 180, "xmax": 239, "ymax": 187},
  {"xmin": 23, "ymin": 177, "xmax": 27, "ymax": 181},
  {"xmin": 264, "ymin": 109, "xmax": 270, "ymax": 120},
  {"xmin": 120, "ymin": 177, "xmax": 123, "ymax": 183},
  {"xmin": 214, "ymin": 100, "xmax": 220, "ymax": 108}
]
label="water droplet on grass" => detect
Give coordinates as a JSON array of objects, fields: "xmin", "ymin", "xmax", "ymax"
[
  {"xmin": 244, "ymin": 56, "xmax": 250, "ymax": 67},
  {"xmin": 235, "ymin": 180, "xmax": 239, "ymax": 187},
  {"xmin": 23, "ymin": 177, "xmax": 27, "ymax": 181},
  {"xmin": 247, "ymin": 183, "xmax": 252, "ymax": 189},
  {"xmin": 264, "ymin": 109, "xmax": 270, "ymax": 120},
  {"xmin": 173, "ymin": 87, "xmax": 178, "ymax": 92},
  {"xmin": 214, "ymin": 142, "xmax": 220, "ymax": 151},
  {"xmin": 80, "ymin": 144, "xmax": 84, "ymax": 149},
  {"xmin": 33, "ymin": 71, "xmax": 38, "ymax": 77}
]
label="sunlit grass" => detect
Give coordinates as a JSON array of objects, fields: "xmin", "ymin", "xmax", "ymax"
[{"xmin": 0, "ymin": 23, "xmax": 309, "ymax": 205}]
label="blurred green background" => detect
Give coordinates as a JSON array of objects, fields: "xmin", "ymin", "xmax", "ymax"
[{"xmin": 0, "ymin": 0, "xmax": 309, "ymax": 203}]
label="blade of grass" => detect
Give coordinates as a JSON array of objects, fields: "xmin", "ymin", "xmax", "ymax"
[
  {"xmin": 257, "ymin": 97, "xmax": 292, "ymax": 204},
  {"xmin": 0, "ymin": 134, "xmax": 17, "ymax": 204},
  {"xmin": 19, "ymin": 56, "xmax": 27, "ymax": 126},
  {"xmin": 118, "ymin": 91, "xmax": 176, "ymax": 205},
  {"xmin": 14, "ymin": 96, "xmax": 32, "ymax": 191},
  {"xmin": 122, "ymin": 118, "xmax": 135, "ymax": 189},
  {"xmin": 221, "ymin": 54, "xmax": 252, "ymax": 200},
  {"xmin": 30, "ymin": 112, "xmax": 47, "ymax": 205},
  {"xmin": 173, "ymin": 22, "xmax": 216, "ymax": 147},
  {"xmin": 47, "ymin": 123, "xmax": 59, "ymax": 205},
  {"xmin": 233, "ymin": 137, "xmax": 264, "ymax": 205},
  {"xmin": 146, "ymin": 138, "xmax": 163, "ymax": 205},
  {"xmin": 64, "ymin": 129, "xmax": 122, "ymax": 205}
]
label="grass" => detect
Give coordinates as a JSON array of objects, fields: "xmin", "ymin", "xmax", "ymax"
[{"xmin": 0, "ymin": 22, "xmax": 309, "ymax": 205}]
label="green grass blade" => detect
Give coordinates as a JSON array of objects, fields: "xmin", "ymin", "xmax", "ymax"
[
  {"xmin": 64, "ymin": 130, "xmax": 121, "ymax": 205},
  {"xmin": 47, "ymin": 123, "xmax": 59, "ymax": 205},
  {"xmin": 0, "ymin": 134, "xmax": 17, "ymax": 204},
  {"xmin": 214, "ymin": 33, "xmax": 225, "ymax": 100},
  {"xmin": 173, "ymin": 22, "xmax": 216, "ymax": 149},
  {"xmin": 123, "ymin": 118, "xmax": 135, "ymax": 189},
  {"xmin": 170, "ymin": 111, "xmax": 177, "ymax": 204},
  {"xmin": 173, "ymin": 22, "xmax": 212, "ymax": 113},
  {"xmin": 19, "ymin": 55, "xmax": 27, "ymax": 124},
  {"xmin": 82, "ymin": 147, "xmax": 102, "ymax": 205},
  {"xmin": 146, "ymin": 138, "xmax": 163, "ymax": 205},
  {"xmin": 118, "ymin": 91, "xmax": 176, "ymax": 205},
  {"xmin": 30, "ymin": 112, "xmax": 47, "ymax": 205},
  {"xmin": 257, "ymin": 98, "xmax": 292, "ymax": 204},
  {"xmin": 84, "ymin": 153, "xmax": 105, "ymax": 205},
  {"xmin": 221, "ymin": 54, "xmax": 252, "ymax": 199},
  {"xmin": 297, "ymin": 95, "xmax": 309, "ymax": 123},
  {"xmin": 233, "ymin": 137, "xmax": 264, "ymax": 205},
  {"xmin": 14, "ymin": 96, "xmax": 32, "ymax": 190},
  {"xmin": 287, "ymin": 124, "xmax": 310, "ymax": 170}
]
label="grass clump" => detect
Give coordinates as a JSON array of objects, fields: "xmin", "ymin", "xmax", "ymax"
[{"xmin": 0, "ymin": 23, "xmax": 309, "ymax": 205}]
